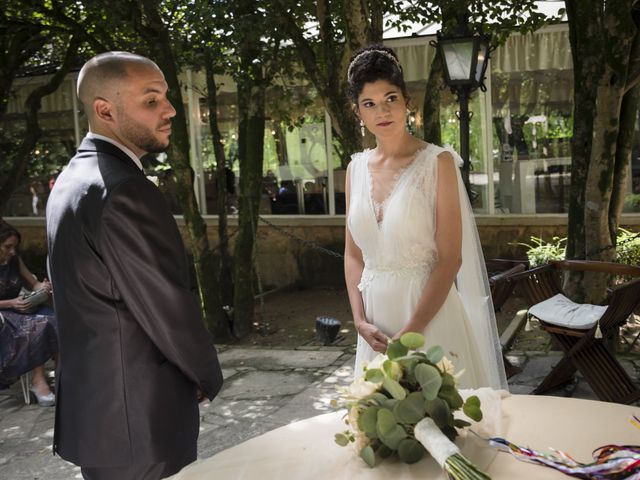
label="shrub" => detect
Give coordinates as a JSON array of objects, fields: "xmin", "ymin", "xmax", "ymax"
[
  {"xmin": 616, "ymin": 228, "xmax": 640, "ymax": 266},
  {"xmin": 513, "ymin": 229, "xmax": 640, "ymax": 267}
]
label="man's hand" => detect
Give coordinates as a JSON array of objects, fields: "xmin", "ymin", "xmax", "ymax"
[
  {"xmin": 197, "ymin": 388, "xmax": 207, "ymax": 403},
  {"xmin": 356, "ymin": 322, "xmax": 388, "ymax": 353}
]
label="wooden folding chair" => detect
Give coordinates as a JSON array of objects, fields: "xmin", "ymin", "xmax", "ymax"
[
  {"xmin": 486, "ymin": 259, "xmax": 527, "ymax": 378},
  {"xmin": 511, "ymin": 260, "xmax": 640, "ymax": 404}
]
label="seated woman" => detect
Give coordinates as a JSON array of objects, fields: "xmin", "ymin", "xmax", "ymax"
[{"xmin": 0, "ymin": 220, "xmax": 58, "ymax": 406}]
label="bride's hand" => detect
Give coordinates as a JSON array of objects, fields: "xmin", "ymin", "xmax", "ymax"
[{"xmin": 356, "ymin": 322, "xmax": 388, "ymax": 353}]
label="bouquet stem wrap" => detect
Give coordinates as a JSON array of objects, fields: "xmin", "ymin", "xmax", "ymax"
[
  {"xmin": 414, "ymin": 417, "xmax": 460, "ymax": 467},
  {"xmin": 415, "ymin": 417, "xmax": 491, "ymax": 480}
]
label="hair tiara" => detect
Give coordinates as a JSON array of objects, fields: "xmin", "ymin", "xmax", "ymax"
[{"xmin": 347, "ymin": 49, "xmax": 402, "ymax": 80}]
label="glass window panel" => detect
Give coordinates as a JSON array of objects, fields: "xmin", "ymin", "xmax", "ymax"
[{"xmin": 491, "ymin": 68, "xmax": 574, "ymax": 214}]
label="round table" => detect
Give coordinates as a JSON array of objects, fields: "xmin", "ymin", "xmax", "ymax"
[{"xmin": 169, "ymin": 394, "xmax": 639, "ymax": 479}]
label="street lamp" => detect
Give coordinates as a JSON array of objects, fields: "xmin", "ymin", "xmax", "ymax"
[{"xmin": 432, "ymin": 15, "xmax": 491, "ymax": 202}]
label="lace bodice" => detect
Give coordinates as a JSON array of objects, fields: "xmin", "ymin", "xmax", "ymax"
[{"xmin": 347, "ymin": 144, "xmax": 443, "ymax": 277}]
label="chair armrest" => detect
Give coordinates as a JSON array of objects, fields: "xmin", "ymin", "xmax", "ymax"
[
  {"xmin": 489, "ymin": 263, "xmax": 527, "ymax": 286},
  {"xmin": 507, "ymin": 263, "xmax": 561, "ymax": 305},
  {"xmin": 507, "ymin": 262, "xmax": 555, "ymax": 283},
  {"xmin": 556, "ymin": 260, "xmax": 640, "ymax": 276}
]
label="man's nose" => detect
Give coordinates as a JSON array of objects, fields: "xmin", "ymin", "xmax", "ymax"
[{"xmin": 164, "ymin": 99, "xmax": 177, "ymax": 118}]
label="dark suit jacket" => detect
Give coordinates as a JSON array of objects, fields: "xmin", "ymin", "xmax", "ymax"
[{"xmin": 46, "ymin": 137, "xmax": 223, "ymax": 468}]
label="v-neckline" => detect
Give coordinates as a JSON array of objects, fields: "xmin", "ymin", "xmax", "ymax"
[{"xmin": 366, "ymin": 144, "xmax": 430, "ymax": 228}]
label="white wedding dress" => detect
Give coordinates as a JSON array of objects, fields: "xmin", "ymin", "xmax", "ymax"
[{"xmin": 349, "ymin": 144, "xmax": 507, "ymax": 390}]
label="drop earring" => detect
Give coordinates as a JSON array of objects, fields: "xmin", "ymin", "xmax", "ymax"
[
  {"xmin": 406, "ymin": 109, "xmax": 415, "ymax": 131},
  {"xmin": 360, "ymin": 120, "xmax": 365, "ymax": 137}
]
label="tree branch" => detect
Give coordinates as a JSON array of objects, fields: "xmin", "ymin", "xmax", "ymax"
[
  {"xmin": 0, "ymin": 34, "xmax": 80, "ymax": 211},
  {"xmin": 271, "ymin": 1, "xmax": 327, "ymax": 95}
]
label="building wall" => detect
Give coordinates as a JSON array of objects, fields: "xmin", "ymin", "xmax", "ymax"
[{"xmin": 10, "ymin": 215, "xmax": 640, "ymax": 290}]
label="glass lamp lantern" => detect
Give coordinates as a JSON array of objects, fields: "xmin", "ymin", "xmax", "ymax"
[{"xmin": 438, "ymin": 34, "xmax": 491, "ymax": 90}]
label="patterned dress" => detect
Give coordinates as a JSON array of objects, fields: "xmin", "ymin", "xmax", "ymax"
[{"xmin": 0, "ymin": 256, "xmax": 58, "ymax": 388}]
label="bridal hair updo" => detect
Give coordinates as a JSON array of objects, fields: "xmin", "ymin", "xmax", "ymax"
[{"xmin": 346, "ymin": 45, "xmax": 408, "ymax": 106}]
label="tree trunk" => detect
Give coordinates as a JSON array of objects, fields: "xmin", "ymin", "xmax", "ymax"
[
  {"xmin": 0, "ymin": 35, "xmax": 78, "ymax": 213},
  {"xmin": 204, "ymin": 52, "xmax": 234, "ymax": 323},
  {"xmin": 232, "ymin": 0, "xmax": 267, "ymax": 337},
  {"xmin": 565, "ymin": 0, "xmax": 637, "ymax": 303},
  {"xmin": 610, "ymin": 34, "xmax": 640, "ymax": 238},
  {"xmin": 140, "ymin": 1, "xmax": 229, "ymax": 338},
  {"xmin": 423, "ymin": 51, "xmax": 443, "ymax": 144}
]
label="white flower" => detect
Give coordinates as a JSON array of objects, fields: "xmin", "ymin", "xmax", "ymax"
[
  {"xmin": 437, "ymin": 356, "xmax": 465, "ymax": 384},
  {"xmin": 364, "ymin": 353, "xmax": 386, "ymax": 371},
  {"xmin": 348, "ymin": 377, "xmax": 379, "ymax": 398},
  {"xmin": 437, "ymin": 356, "xmax": 455, "ymax": 375}
]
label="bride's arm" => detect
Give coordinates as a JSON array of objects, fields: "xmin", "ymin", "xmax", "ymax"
[
  {"xmin": 394, "ymin": 152, "xmax": 462, "ymax": 338},
  {"xmin": 344, "ymin": 163, "xmax": 388, "ymax": 353}
]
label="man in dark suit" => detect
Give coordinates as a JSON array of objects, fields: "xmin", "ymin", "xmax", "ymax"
[{"xmin": 46, "ymin": 52, "xmax": 223, "ymax": 480}]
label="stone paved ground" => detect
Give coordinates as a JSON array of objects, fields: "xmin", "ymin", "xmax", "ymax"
[{"xmin": 1, "ymin": 342, "xmax": 638, "ymax": 479}]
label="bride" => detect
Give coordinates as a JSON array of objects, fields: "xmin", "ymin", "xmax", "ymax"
[{"xmin": 344, "ymin": 45, "xmax": 507, "ymax": 390}]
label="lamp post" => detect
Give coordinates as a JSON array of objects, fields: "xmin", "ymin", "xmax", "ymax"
[{"xmin": 432, "ymin": 15, "xmax": 491, "ymax": 202}]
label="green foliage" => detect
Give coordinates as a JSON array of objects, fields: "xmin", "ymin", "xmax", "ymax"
[
  {"xmin": 515, "ymin": 230, "xmax": 640, "ymax": 267},
  {"xmin": 512, "ymin": 236, "xmax": 566, "ymax": 267},
  {"xmin": 462, "ymin": 395, "xmax": 483, "ymax": 422},
  {"xmin": 624, "ymin": 194, "xmax": 640, "ymax": 212},
  {"xmin": 616, "ymin": 228, "xmax": 640, "ymax": 266},
  {"xmin": 335, "ymin": 334, "xmax": 483, "ymax": 468}
]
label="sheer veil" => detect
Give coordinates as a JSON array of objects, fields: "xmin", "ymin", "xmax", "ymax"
[{"xmin": 445, "ymin": 147, "xmax": 509, "ymax": 391}]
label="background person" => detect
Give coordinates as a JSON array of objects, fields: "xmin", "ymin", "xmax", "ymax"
[
  {"xmin": 0, "ymin": 220, "xmax": 57, "ymax": 406},
  {"xmin": 46, "ymin": 52, "xmax": 223, "ymax": 480}
]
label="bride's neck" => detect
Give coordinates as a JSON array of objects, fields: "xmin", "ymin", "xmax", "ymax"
[{"xmin": 374, "ymin": 131, "xmax": 423, "ymax": 160}]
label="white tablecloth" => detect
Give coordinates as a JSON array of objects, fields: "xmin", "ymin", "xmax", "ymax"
[{"xmin": 169, "ymin": 394, "xmax": 639, "ymax": 479}]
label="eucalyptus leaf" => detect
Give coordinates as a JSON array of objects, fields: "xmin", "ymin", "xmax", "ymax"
[
  {"xmin": 441, "ymin": 373, "xmax": 455, "ymax": 388},
  {"xmin": 393, "ymin": 391, "xmax": 426, "ymax": 424},
  {"xmin": 382, "ymin": 377, "xmax": 407, "ymax": 400},
  {"xmin": 358, "ymin": 406, "xmax": 379, "ymax": 434},
  {"xmin": 399, "ymin": 332, "xmax": 424, "ymax": 350},
  {"xmin": 378, "ymin": 424, "xmax": 407, "ymax": 450},
  {"xmin": 454, "ymin": 418, "xmax": 471, "ymax": 428},
  {"xmin": 426, "ymin": 345, "xmax": 444, "ymax": 364},
  {"xmin": 367, "ymin": 392, "xmax": 389, "ymax": 405},
  {"xmin": 463, "ymin": 395, "xmax": 483, "ymax": 422},
  {"xmin": 441, "ymin": 425, "xmax": 458, "ymax": 441},
  {"xmin": 376, "ymin": 408, "xmax": 397, "ymax": 435},
  {"xmin": 394, "ymin": 354, "xmax": 421, "ymax": 364},
  {"xmin": 424, "ymin": 397, "xmax": 451, "ymax": 428},
  {"xmin": 377, "ymin": 444, "xmax": 393, "ymax": 458},
  {"xmin": 380, "ymin": 397, "xmax": 399, "ymax": 410},
  {"xmin": 383, "ymin": 359, "xmax": 402, "ymax": 380},
  {"xmin": 360, "ymin": 445, "xmax": 376, "ymax": 467},
  {"xmin": 386, "ymin": 339, "xmax": 409, "ymax": 360},
  {"xmin": 364, "ymin": 368, "xmax": 384, "ymax": 383},
  {"xmin": 438, "ymin": 384, "xmax": 463, "ymax": 409},
  {"xmin": 414, "ymin": 363, "xmax": 442, "ymax": 400},
  {"xmin": 397, "ymin": 438, "xmax": 426, "ymax": 464},
  {"xmin": 334, "ymin": 433, "xmax": 350, "ymax": 446}
]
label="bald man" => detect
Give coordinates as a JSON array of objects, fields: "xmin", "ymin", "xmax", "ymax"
[{"xmin": 46, "ymin": 52, "xmax": 223, "ymax": 480}]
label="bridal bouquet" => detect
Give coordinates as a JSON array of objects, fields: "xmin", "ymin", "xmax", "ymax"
[{"xmin": 334, "ymin": 333, "xmax": 489, "ymax": 479}]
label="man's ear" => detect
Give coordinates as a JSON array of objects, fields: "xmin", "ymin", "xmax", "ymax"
[{"xmin": 94, "ymin": 98, "xmax": 114, "ymax": 123}]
